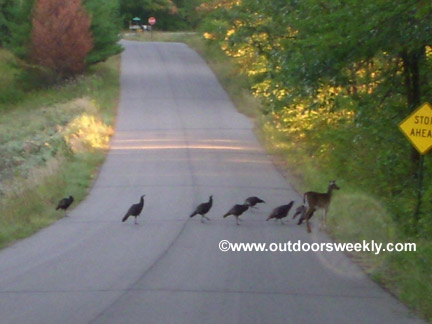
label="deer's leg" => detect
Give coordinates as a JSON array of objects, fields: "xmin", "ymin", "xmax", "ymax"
[
  {"xmin": 319, "ymin": 210, "xmax": 324, "ymax": 231},
  {"xmin": 305, "ymin": 208, "xmax": 313, "ymax": 233},
  {"xmin": 320, "ymin": 208, "xmax": 329, "ymax": 230}
]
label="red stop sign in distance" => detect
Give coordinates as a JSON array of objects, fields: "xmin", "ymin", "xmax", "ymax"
[{"xmin": 148, "ymin": 17, "xmax": 156, "ymax": 25}]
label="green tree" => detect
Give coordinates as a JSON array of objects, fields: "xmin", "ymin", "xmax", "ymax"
[
  {"xmin": 203, "ymin": 0, "xmax": 432, "ymax": 109},
  {"xmin": 283, "ymin": 0, "xmax": 432, "ymax": 163},
  {"xmin": 172, "ymin": 0, "xmax": 203, "ymax": 28},
  {"xmin": 3, "ymin": 0, "xmax": 34, "ymax": 58},
  {"xmin": 0, "ymin": 0, "xmax": 14, "ymax": 46},
  {"xmin": 84, "ymin": 0, "xmax": 123, "ymax": 65}
]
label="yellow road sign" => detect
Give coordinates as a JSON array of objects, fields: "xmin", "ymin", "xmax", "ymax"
[{"xmin": 399, "ymin": 102, "xmax": 432, "ymax": 155}]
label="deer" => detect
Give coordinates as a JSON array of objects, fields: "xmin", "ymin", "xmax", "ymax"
[{"xmin": 303, "ymin": 180, "xmax": 340, "ymax": 233}]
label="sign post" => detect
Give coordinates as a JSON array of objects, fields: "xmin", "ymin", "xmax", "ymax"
[
  {"xmin": 399, "ymin": 102, "xmax": 432, "ymax": 225},
  {"xmin": 148, "ymin": 17, "xmax": 156, "ymax": 41}
]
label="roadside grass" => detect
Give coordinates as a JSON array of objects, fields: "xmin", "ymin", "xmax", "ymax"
[
  {"xmin": 154, "ymin": 33, "xmax": 431, "ymax": 322},
  {"xmin": 0, "ymin": 49, "xmax": 25, "ymax": 105},
  {"xmin": 0, "ymin": 49, "xmax": 119, "ymax": 249},
  {"xmin": 0, "ymin": 152, "xmax": 104, "ymax": 248},
  {"xmin": 122, "ymin": 30, "xmax": 197, "ymax": 43}
]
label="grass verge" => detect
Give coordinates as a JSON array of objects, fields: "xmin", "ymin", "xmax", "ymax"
[{"xmin": 0, "ymin": 49, "xmax": 119, "ymax": 249}]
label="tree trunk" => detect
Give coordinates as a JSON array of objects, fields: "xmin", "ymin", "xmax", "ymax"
[
  {"xmin": 400, "ymin": 46, "xmax": 427, "ymax": 227},
  {"xmin": 400, "ymin": 47, "xmax": 425, "ymax": 164}
]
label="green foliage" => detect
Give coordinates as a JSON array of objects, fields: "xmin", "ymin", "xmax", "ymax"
[
  {"xmin": 84, "ymin": 0, "xmax": 124, "ymax": 64},
  {"xmin": 201, "ymin": 0, "xmax": 432, "ymax": 234},
  {"xmin": 385, "ymin": 241, "xmax": 432, "ymax": 321},
  {"xmin": 173, "ymin": 0, "xmax": 204, "ymax": 29},
  {"xmin": 0, "ymin": 49, "xmax": 25, "ymax": 104},
  {"xmin": 198, "ymin": 1, "xmax": 432, "ymax": 320},
  {"xmin": 3, "ymin": 0, "xmax": 34, "ymax": 59},
  {"xmin": 0, "ymin": 0, "xmax": 14, "ymax": 46}
]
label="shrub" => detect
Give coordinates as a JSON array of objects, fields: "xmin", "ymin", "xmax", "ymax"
[{"xmin": 31, "ymin": 0, "xmax": 93, "ymax": 79}]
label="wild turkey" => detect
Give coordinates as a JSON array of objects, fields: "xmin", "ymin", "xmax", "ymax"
[
  {"xmin": 244, "ymin": 196, "xmax": 265, "ymax": 208},
  {"xmin": 56, "ymin": 195, "xmax": 74, "ymax": 216},
  {"xmin": 266, "ymin": 201, "xmax": 294, "ymax": 224},
  {"xmin": 190, "ymin": 195, "xmax": 213, "ymax": 223},
  {"xmin": 122, "ymin": 195, "xmax": 145, "ymax": 224},
  {"xmin": 223, "ymin": 204, "xmax": 249, "ymax": 225}
]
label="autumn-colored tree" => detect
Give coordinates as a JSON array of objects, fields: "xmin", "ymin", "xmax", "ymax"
[{"xmin": 31, "ymin": 0, "xmax": 93, "ymax": 78}]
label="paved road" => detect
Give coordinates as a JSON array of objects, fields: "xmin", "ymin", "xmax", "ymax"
[{"xmin": 0, "ymin": 41, "xmax": 424, "ymax": 324}]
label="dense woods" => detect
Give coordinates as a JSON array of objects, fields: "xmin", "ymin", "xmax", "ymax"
[{"xmin": 200, "ymin": 0, "xmax": 432, "ymax": 237}]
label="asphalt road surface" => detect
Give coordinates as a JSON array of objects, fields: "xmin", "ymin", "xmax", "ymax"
[{"xmin": 0, "ymin": 41, "xmax": 424, "ymax": 324}]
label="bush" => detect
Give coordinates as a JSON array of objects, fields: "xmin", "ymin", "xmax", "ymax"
[{"xmin": 31, "ymin": 0, "xmax": 93, "ymax": 78}]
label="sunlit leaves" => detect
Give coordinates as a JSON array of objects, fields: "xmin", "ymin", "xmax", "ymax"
[{"xmin": 200, "ymin": 0, "xmax": 432, "ymax": 230}]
